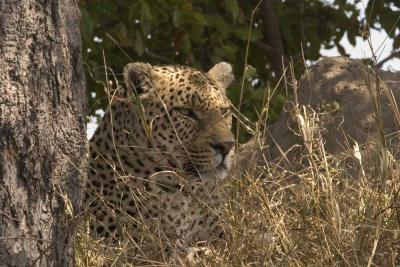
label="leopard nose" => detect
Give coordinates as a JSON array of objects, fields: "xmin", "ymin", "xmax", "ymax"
[{"xmin": 210, "ymin": 140, "xmax": 235, "ymax": 158}]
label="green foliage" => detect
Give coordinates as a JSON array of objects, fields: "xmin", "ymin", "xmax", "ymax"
[
  {"xmin": 80, "ymin": 0, "xmax": 400, "ymax": 141},
  {"xmin": 366, "ymin": 1, "xmax": 400, "ymax": 49}
]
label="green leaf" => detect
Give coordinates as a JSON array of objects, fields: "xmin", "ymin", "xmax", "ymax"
[
  {"xmin": 173, "ymin": 8, "xmax": 184, "ymax": 27},
  {"xmin": 192, "ymin": 12, "xmax": 208, "ymax": 26},
  {"xmin": 182, "ymin": 34, "xmax": 191, "ymax": 53},
  {"xmin": 116, "ymin": 23, "xmax": 129, "ymax": 43},
  {"xmin": 134, "ymin": 31, "xmax": 144, "ymax": 56},
  {"xmin": 232, "ymin": 27, "xmax": 263, "ymax": 41},
  {"xmin": 347, "ymin": 13, "xmax": 359, "ymax": 46},
  {"xmin": 380, "ymin": 10, "xmax": 400, "ymax": 35},
  {"xmin": 80, "ymin": 8, "xmax": 93, "ymax": 42},
  {"xmin": 337, "ymin": 43, "xmax": 347, "ymax": 55},
  {"xmin": 191, "ymin": 23, "xmax": 205, "ymax": 43},
  {"xmin": 225, "ymin": 0, "xmax": 239, "ymax": 22},
  {"xmin": 394, "ymin": 36, "xmax": 400, "ymax": 50},
  {"xmin": 209, "ymin": 15, "xmax": 231, "ymax": 39},
  {"xmin": 140, "ymin": 2, "xmax": 152, "ymax": 34},
  {"xmin": 244, "ymin": 65, "xmax": 257, "ymax": 79},
  {"xmin": 222, "ymin": 43, "xmax": 238, "ymax": 59}
]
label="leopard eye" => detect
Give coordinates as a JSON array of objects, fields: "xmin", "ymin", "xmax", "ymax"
[
  {"xmin": 177, "ymin": 107, "xmax": 198, "ymax": 120},
  {"xmin": 220, "ymin": 107, "xmax": 231, "ymax": 117}
]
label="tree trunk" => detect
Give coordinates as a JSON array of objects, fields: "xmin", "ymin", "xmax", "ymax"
[
  {"xmin": 0, "ymin": 1, "xmax": 87, "ymax": 266},
  {"xmin": 257, "ymin": 0, "xmax": 285, "ymax": 78}
]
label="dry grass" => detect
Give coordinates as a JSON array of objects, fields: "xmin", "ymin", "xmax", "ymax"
[
  {"xmin": 209, "ymin": 118, "xmax": 400, "ymax": 266},
  {"xmin": 75, "ymin": 64, "xmax": 400, "ymax": 266}
]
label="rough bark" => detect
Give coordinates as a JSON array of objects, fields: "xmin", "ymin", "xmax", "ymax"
[
  {"xmin": 0, "ymin": 1, "xmax": 87, "ymax": 266},
  {"xmin": 257, "ymin": 0, "xmax": 285, "ymax": 78}
]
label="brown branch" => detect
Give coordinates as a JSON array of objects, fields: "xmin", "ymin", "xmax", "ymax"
[
  {"xmin": 259, "ymin": 0, "xmax": 285, "ymax": 78},
  {"xmin": 376, "ymin": 49, "xmax": 400, "ymax": 68}
]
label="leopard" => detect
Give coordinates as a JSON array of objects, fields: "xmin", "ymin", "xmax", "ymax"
[{"xmin": 85, "ymin": 61, "xmax": 235, "ymax": 257}]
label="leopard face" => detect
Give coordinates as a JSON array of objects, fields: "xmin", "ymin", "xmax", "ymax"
[{"xmin": 121, "ymin": 62, "xmax": 235, "ymax": 178}]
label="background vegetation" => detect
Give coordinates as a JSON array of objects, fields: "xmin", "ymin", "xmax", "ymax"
[{"xmin": 80, "ymin": 0, "xmax": 400, "ymax": 141}]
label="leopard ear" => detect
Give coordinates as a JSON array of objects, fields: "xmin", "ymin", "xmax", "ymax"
[
  {"xmin": 123, "ymin": 62, "xmax": 155, "ymax": 99},
  {"xmin": 208, "ymin": 62, "xmax": 234, "ymax": 93}
]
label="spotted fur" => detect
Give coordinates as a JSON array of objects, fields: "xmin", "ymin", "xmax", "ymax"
[{"xmin": 85, "ymin": 62, "xmax": 235, "ymax": 250}]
